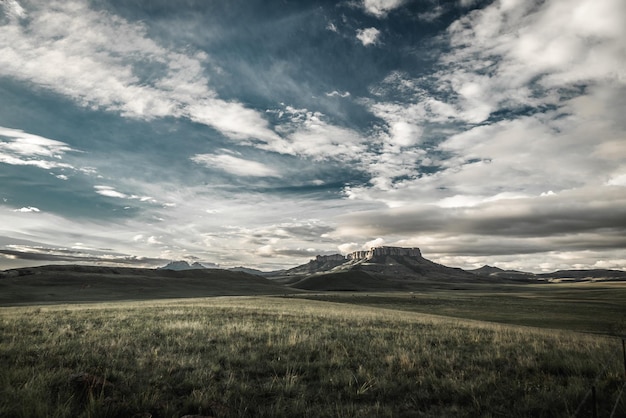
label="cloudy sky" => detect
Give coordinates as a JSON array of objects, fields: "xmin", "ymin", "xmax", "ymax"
[{"xmin": 1, "ymin": 0, "xmax": 625, "ymax": 272}]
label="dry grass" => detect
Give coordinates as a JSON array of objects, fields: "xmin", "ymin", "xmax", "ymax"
[{"xmin": 1, "ymin": 297, "xmax": 624, "ymax": 417}]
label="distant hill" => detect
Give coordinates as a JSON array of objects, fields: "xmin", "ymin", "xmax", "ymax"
[
  {"xmin": 227, "ymin": 266, "xmax": 281, "ymax": 277},
  {"xmin": 468, "ymin": 265, "xmax": 626, "ymax": 282},
  {"xmin": 468, "ymin": 265, "xmax": 536, "ymax": 281},
  {"xmin": 158, "ymin": 260, "xmax": 217, "ymax": 270},
  {"xmin": 0, "ymin": 265, "xmax": 296, "ymax": 306},
  {"xmin": 537, "ymin": 269, "xmax": 626, "ymax": 282}
]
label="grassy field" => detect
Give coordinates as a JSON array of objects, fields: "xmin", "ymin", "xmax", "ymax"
[
  {"xmin": 1, "ymin": 296, "xmax": 625, "ymax": 417},
  {"xmin": 291, "ymin": 282, "xmax": 626, "ymax": 336}
]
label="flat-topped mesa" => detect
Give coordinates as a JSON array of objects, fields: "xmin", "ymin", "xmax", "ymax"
[
  {"xmin": 315, "ymin": 254, "xmax": 346, "ymax": 263},
  {"xmin": 348, "ymin": 246, "xmax": 422, "ymax": 261}
]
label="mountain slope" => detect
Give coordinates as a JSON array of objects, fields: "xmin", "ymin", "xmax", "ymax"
[{"xmin": 279, "ymin": 247, "xmax": 507, "ymax": 291}]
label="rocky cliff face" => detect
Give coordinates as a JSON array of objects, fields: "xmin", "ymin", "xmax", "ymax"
[
  {"xmin": 315, "ymin": 254, "xmax": 346, "ymax": 263},
  {"xmin": 285, "ymin": 254, "xmax": 347, "ymax": 275},
  {"xmin": 348, "ymin": 246, "xmax": 422, "ymax": 261}
]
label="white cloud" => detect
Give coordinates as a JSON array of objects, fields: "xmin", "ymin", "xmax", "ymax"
[
  {"xmin": 93, "ymin": 185, "xmax": 157, "ymax": 202},
  {"xmin": 608, "ymin": 173, "xmax": 626, "ymax": 187},
  {"xmin": 444, "ymin": 0, "xmax": 626, "ymax": 96},
  {"xmin": 338, "ymin": 242, "xmax": 360, "ymax": 254},
  {"xmin": 361, "ymin": 0, "xmax": 406, "ymax": 17},
  {"xmin": 0, "ymin": 0, "xmax": 278, "ymax": 143},
  {"xmin": 13, "ymin": 206, "xmax": 40, "ymax": 213},
  {"xmin": 94, "ymin": 186, "xmax": 128, "ymax": 199},
  {"xmin": 191, "ymin": 154, "xmax": 281, "ymax": 178},
  {"xmin": 0, "ymin": 126, "xmax": 77, "ymax": 170},
  {"xmin": 364, "ymin": 237, "xmax": 385, "ymax": 249},
  {"xmin": 0, "ymin": 0, "xmax": 25, "ymax": 21},
  {"xmin": 356, "ymin": 27, "xmax": 381, "ymax": 46},
  {"xmin": 147, "ymin": 236, "xmax": 162, "ymax": 245},
  {"xmin": 186, "ymin": 100, "xmax": 279, "ymax": 143},
  {"xmin": 268, "ymin": 106, "xmax": 367, "ymax": 161},
  {"xmin": 325, "ymin": 90, "xmax": 351, "ymax": 98}
]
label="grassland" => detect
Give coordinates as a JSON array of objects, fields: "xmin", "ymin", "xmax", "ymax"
[
  {"xmin": 1, "ymin": 296, "xmax": 625, "ymax": 417},
  {"xmin": 292, "ymin": 282, "xmax": 626, "ymax": 336}
]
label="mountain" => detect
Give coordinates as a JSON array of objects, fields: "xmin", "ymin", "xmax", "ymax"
[
  {"xmin": 278, "ymin": 246, "xmax": 499, "ymax": 291},
  {"xmin": 158, "ymin": 261, "xmax": 217, "ymax": 270},
  {"xmin": 283, "ymin": 254, "xmax": 347, "ymax": 275}
]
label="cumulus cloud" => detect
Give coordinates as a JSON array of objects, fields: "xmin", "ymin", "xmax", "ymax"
[
  {"xmin": 361, "ymin": 0, "xmax": 406, "ymax": 17},
  {"xmin": 356, "ymin": 27, "xmax": 381, "ymax": 46},
  {"xmin": 0, "ymin": 0, "xmax": 278, "ymax": 143},
  {"xmin": 191, "ymin": 153, "xmax": 281, "ymax": 178},
  {"xmin": 268, "ymin": 106, "xmax": 367, "ymax": 161},
  {"xmin": 351, "ymin": 0, "xmax": 626, "ymax": 206},
  {"xmin": 441, "ymin": 0, "xmax": 626, "ymax": 114}
]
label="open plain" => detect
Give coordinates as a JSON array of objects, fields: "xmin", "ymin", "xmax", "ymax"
[{"xmin": 1, "ymin": 279, "xmax": 626, "ymax": 417}]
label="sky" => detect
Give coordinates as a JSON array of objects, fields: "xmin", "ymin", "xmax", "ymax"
[{"xmin": 1, "ymin": 0, "xmax": 625, "ymax": 272}]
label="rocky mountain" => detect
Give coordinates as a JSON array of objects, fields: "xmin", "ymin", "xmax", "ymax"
[
  {"xmin": 279, "ymin": 246, "xmax": 493, "ymax": 291},
  {"xmin": 283, "ymin": 254, "xmax": 348, "ymax": 275}
]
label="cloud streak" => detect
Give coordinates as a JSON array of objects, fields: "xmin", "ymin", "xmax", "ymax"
[
  {"xmin": 0, "ymin": 126, "xmax": 77, "ymax": 170},
  {"xmin": 191, "ymin": 153, "xmax": 281, "ymax": 178}
]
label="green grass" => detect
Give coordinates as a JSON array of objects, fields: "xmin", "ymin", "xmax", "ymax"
[
  {"xmin": 1, "ymin": 297, "xmax": 625, "ymax": 417},
  {"xmin": 292, "ymin": 283, "xmax": 626, "ymax": 336}
]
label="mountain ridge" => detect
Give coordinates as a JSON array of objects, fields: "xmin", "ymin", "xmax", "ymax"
[{"xmin": 2, "ymin": 247, "xmax": 625, "ymax": 304}]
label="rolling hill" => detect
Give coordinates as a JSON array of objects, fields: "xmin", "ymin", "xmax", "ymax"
[{"xmin": 0, "ymin": 265, "xmax": 295, "ymax": 306}]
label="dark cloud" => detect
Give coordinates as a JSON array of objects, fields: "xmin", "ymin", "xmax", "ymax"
[
  {"xmin": 339, "ymin": 187, "xmax": 626, "ymax": 254},
  {"xmin": 0, "ymin": 247, "xmax": 164, "ymax": 266}
]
